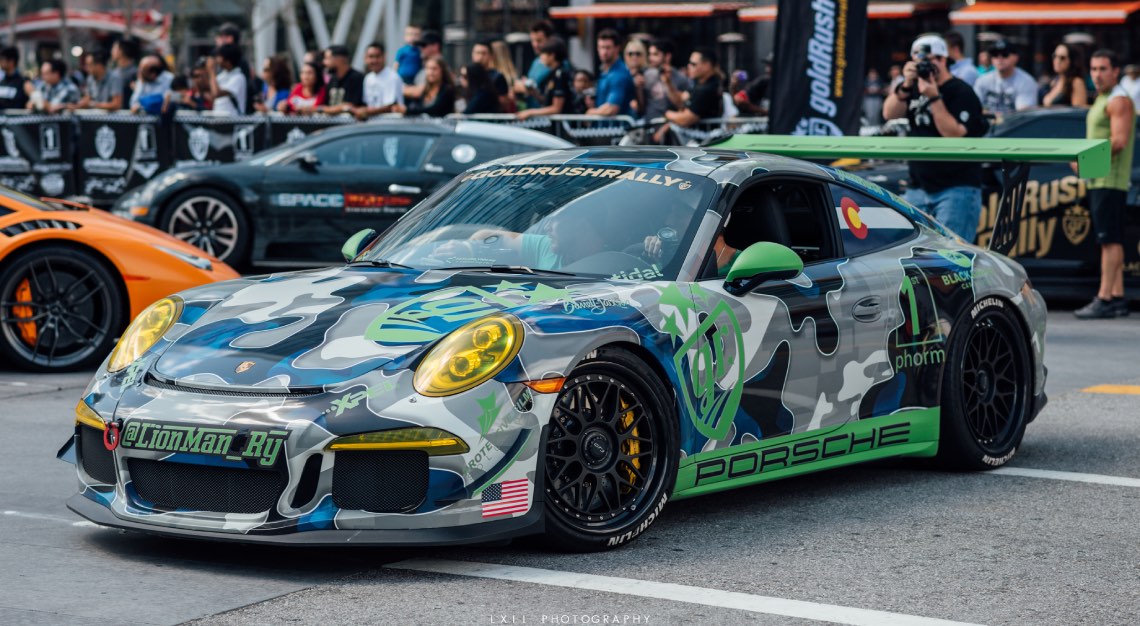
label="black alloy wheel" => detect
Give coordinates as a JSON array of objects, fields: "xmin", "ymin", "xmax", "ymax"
[
  {"xmin": 543, "ymin": 348, "xmax": 677, "ymax": 551},
  {"xmin": 162, "ymin": 189, "xmax": 250, "ymax": 267},
  {"xmin": 938, "ymin": 300, "xmax": 1032, "ymax": 470},
  {"xmin": 0, "ymin": 246, "xmax": 124, "ymax": 371}
]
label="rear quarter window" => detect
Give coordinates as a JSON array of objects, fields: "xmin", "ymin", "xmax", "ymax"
[{"xmin": 829, "ymin": 184, "xmax": 916, "ymax": 256}]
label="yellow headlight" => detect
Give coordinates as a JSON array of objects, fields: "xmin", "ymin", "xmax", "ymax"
[
  {"xmin": 413, "ymin": 314, "xmax": 523, "ymax": 397},
  {"xmin": 107, "ymin": 296, "xmax": 183, "ymax": 372}
]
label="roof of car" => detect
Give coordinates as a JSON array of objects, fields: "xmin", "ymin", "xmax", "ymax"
[{"xmin": 314, "ymin": 118, "xmax": 572, "ymax": 149}]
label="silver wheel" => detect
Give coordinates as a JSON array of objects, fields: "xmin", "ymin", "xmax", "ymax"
[{"xmin": 167, "ymin": 195, "xmax": 241, "ymax": 261}]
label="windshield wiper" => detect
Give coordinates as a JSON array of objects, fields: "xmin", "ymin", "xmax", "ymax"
[
  {"xmin": 442, "ymin": 265, "xmax": 577, "ymax": 277},
  {"xmin": 350, "ymin": 259, "xmax": 413, "ymax": 269}
]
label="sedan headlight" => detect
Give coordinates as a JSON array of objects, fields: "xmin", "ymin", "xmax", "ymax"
[
  {"xmin": 413, "ymin": 313, "xmax": 523, "ymax": 397},
  {"xmin": 108, "ymin": 296, "xmax": 183, "ymax": 372}
]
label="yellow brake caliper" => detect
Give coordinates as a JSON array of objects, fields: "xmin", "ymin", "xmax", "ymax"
[
  {"xmin": 13, "ymin": 278, "xmax": 37, "ymax": 346},
  {"xmin": 619, "ymin": 397, "xmax": 640, "ymax": 493}
]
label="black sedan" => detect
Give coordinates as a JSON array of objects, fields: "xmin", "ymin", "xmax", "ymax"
[
  {"xmin": 853, "ymin": 108, "xmax": 1140, "ymax": 302},
  {"xmin": 112, "ymin": 120, "xmax": 572, "ymax": 267}
]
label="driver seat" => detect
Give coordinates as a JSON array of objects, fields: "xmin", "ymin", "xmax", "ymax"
[{"xmin": 723, "ymin": 187, "xmax": 792, "ymax": 250}]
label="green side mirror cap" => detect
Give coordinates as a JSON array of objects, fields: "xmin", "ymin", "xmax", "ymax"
[
  {"xmin": 724, "ymin": 242, "xmax": 804, "ymax": 294},
  {"xmin": 342, "ymin": 228, "xmax": 378, "ymax": 263}
]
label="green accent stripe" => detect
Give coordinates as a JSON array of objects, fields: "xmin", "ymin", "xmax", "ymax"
[
  {"xmin": 472, "ymin": 429, "xmax": 533, "ymax": 497},
  {"xmin": 671, "ymin": 408, "xmax": 940, "ymax": 501},
  {"xmin": 710, "ymin": 135, "xmax": 1111, "ymax": 179}
]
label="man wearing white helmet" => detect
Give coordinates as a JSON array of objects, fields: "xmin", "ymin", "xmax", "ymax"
[{"xmin": 884, "ymin": 34, "xmax": 989, "ymax": 242}]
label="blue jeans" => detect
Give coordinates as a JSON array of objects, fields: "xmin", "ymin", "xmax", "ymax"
[{"xmin": 904, "ymin": 186, "xmax": 982, "ymax": 243}]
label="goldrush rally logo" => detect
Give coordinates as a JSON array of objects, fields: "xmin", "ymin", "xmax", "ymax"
[
  {"xmin": 794, "ymin": 0, "xmax": 849, "ymax": 136},
  {"xmin": 120, "ymin": 420, "xmax": 289, "ymax": 467}
]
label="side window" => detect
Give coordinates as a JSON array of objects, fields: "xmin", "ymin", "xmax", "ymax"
[
  {"xmin": 360, "ymin": 134, "xmax": 436, "ymax": 169},
  {"xmin": 828, "ymin": 184, "xmax": 916, "ymax": 256},
  {"xmin": 426, "ymin": 137, "xmax": 535, "ymax": 175},
  {"xmin": 310, "ymin": 137, "xmax": 362, "ymax": 166},
  {"xmin": 702, "ymin": 180, "xmax": 837, "ymax": 279}
]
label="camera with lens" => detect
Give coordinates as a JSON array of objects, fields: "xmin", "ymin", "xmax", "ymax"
[{"xmin": 913, "ymin": 45, "xmax": 938, "ymax": 81}]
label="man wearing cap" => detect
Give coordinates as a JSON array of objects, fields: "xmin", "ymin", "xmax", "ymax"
[
  {"xmin": 973, "ymin": 40, "xmax": 1037, "ymax": 115},
  {"xmin": 884, "ymin": 34, "xmax": 989, "ymax": 242},
  {"xmin": 1074, "ymin": 49, "xmax": 1135, "ymax": 319}
]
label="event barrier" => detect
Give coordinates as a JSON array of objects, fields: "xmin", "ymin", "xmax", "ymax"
[{"xmin": 0, "ymin": 110, "xmax": 771, "ymax": 204}]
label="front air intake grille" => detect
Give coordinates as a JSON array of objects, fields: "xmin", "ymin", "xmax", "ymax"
[
  {"xmin": 332, "ymin": 450, "xmax": 428, "ymax": 513},
  {"xmin": 79, "ymin": 425, "xmax": 117, "ymax": 484},
  {"xmin": 0, "ymin": 219, "xmax": 81, "ymax": 237},
  {"xmin": 127, "ymin": 458, "xmax": 286, "ymax": 514}
]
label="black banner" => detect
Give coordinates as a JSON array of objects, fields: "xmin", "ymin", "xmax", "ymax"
[
  {"xmin": 75, "ymin": 114, "xmax": 171, "ymax": 202},
  {"xmin": 0, "ymin": 114, "xmax": 74, "ymax": 197},
  {"xmin": 173, "ymin": 112, "xmax": 269, "ymax": 167},
  {"xmin": 267, "ymin": 114, "xmax": 353, "ymax": 147},
  {"xmin": 769, "ymin": 0, "xmax": 868, "ymax": 136}
]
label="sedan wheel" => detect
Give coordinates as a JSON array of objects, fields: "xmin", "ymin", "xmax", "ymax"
[{"xmin": 162, "ymin": 191, "xmax": 249, "ymax": 266}]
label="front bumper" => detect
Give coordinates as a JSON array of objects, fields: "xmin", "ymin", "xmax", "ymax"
[{"xmin": 68, "ymin": 492, "xmax": 543, "ymax": 546}]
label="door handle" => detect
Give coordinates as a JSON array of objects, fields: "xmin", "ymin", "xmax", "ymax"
[
  {"xmin": 852, "ymin": 296, "xmax": 881, "ymax": 323},
  {"xmin": 389, "ymin": 184, "xmax": 421, "ymax": 194}
]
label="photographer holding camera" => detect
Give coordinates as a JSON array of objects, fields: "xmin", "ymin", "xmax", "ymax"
[{"xmin": 884, "ymin": 34, "xmax": 989, "ymax": 242}]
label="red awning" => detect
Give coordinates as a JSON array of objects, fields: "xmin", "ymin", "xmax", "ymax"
[
  {"xmin": 550, "ymin": 3, "xmax": 747, "ymax": 19},
  {"xmin": 0, "ymin": 8, "xmax": 169, "ymax": 42},
  {"xmin": 950, "ymin": 2, "xmax": 1140, "ymax": 25},
  {"xmin": 739, "ymin": 2, "xmax": 946, "ymax": 23}
]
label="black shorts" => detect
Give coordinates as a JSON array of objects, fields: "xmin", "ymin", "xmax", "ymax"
[{"xmin": 1089, "ymin": 188, "xmax": 1126, "ymax": 245}]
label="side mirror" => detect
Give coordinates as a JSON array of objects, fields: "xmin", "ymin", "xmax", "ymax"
[
  {"xmin": 297, "ymin": 151, "xmax": 320, "ymax": 171},
  {"xmin": 723, "ymin": 242, "xmax": 803, "ymax": 296},
  {"xmin": 342, "ymin": 228, "xmax": 379, "ymax": 263}
]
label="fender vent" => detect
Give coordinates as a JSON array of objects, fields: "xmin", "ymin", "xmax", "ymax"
[{"xmin": 1, "ymin": 219, "xmax": 82, "ymax": 237}]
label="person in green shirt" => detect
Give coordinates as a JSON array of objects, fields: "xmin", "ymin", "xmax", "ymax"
[{"xmin": 1074, "ymin": 49, "xmax": 1135, "ymax": 319}]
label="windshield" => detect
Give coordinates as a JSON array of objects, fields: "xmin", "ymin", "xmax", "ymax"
[{"xmin": 363, "ymin": 165, "xmax": 717, "ymax": 280}]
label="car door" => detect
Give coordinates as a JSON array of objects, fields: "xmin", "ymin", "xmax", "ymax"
[
  {"xmin": 685, "ymin": 177, "xmax": 899, "ymax": 454},
  {"xmin": 264, "ymin": 132, "xmax": 439, "ymax": 263}
]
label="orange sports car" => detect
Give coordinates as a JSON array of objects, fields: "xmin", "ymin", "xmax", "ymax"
[{"xmin": 0, "ymin": 188, "xmax": 238, "ymax": 371}]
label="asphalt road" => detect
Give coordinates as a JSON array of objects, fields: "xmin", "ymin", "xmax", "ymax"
[{"xmin": 1, "ymin": 311, "xmax": 1137, "ymax": 626}]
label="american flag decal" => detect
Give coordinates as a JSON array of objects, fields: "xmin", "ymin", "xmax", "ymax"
[{"xmin": 481, "ymin": 478, "xmax": 530, "ymax": 518}]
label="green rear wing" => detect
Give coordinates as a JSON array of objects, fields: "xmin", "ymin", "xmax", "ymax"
[
  {"xmin": 710, "ymin": 135, "xmax": 1110, "ymax": 178},
  {"xmin": 709, "ymin": 135, "xmax": 1112, "ymax": 255}
]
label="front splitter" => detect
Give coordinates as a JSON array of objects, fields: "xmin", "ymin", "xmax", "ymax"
[{"xmin": 67, "ymin": 493, "xmax": 544, "ymax": 547}]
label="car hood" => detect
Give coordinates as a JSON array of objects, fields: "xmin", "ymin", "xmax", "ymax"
[{"xmin": 153, "ymin": 266, "xmax": 617, "ymax": 390}]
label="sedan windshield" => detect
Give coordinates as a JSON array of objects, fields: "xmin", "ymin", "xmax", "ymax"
[{"xmin": 363, "ymin": 165, "xmax": 716, "ymax": 280}]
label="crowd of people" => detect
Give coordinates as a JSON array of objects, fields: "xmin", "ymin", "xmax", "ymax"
[
  {"xmin": 880, "ymin": 31, "xmax": 1134, "ymax": 320},
  {"xmin": 866, "ymin": 31, "xmax": 1140, "ymax": 125},
  {"xmin": 0, "ymin": 20, "xmax": 752, "ymax": 145}
]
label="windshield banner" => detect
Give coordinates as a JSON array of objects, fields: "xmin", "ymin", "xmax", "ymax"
[{"xmin": 769, "ymin": 0, "xmax": 868, "ymax": 136}]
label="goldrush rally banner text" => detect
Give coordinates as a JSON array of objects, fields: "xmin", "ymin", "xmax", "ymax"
[{"xmin": 769, "ymin": 0, "xmax": 868, "ymax": 136}]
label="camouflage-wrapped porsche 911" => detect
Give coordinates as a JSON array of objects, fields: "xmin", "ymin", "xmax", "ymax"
[{"xmin": 60, "ymin": 145, "xmax": 1049, "ymax": 550}]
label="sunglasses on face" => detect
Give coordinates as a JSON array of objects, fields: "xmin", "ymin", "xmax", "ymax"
[
  {"xmin": 992, "ymin": 51, "xmax": 1012, "ymax": 58},
  {"xmin": 1053, "ymin": 54, "xmax": 1068, "ymax": 60},
  {"xmin": 626, "ymin": 51, "xmax": 643, "ymax": 56}
]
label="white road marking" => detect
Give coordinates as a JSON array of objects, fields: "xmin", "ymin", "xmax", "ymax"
[
  {"xmin": 3, "ymin": 510, "xmax": 97, "ymax": 528},
  {"xmin": 387, "ymin": 558, "xmax": 983, "ymax": 626},
  {"xmin": 991, "ymin": 467, "xmax": 1140, "ymax": 488}
]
